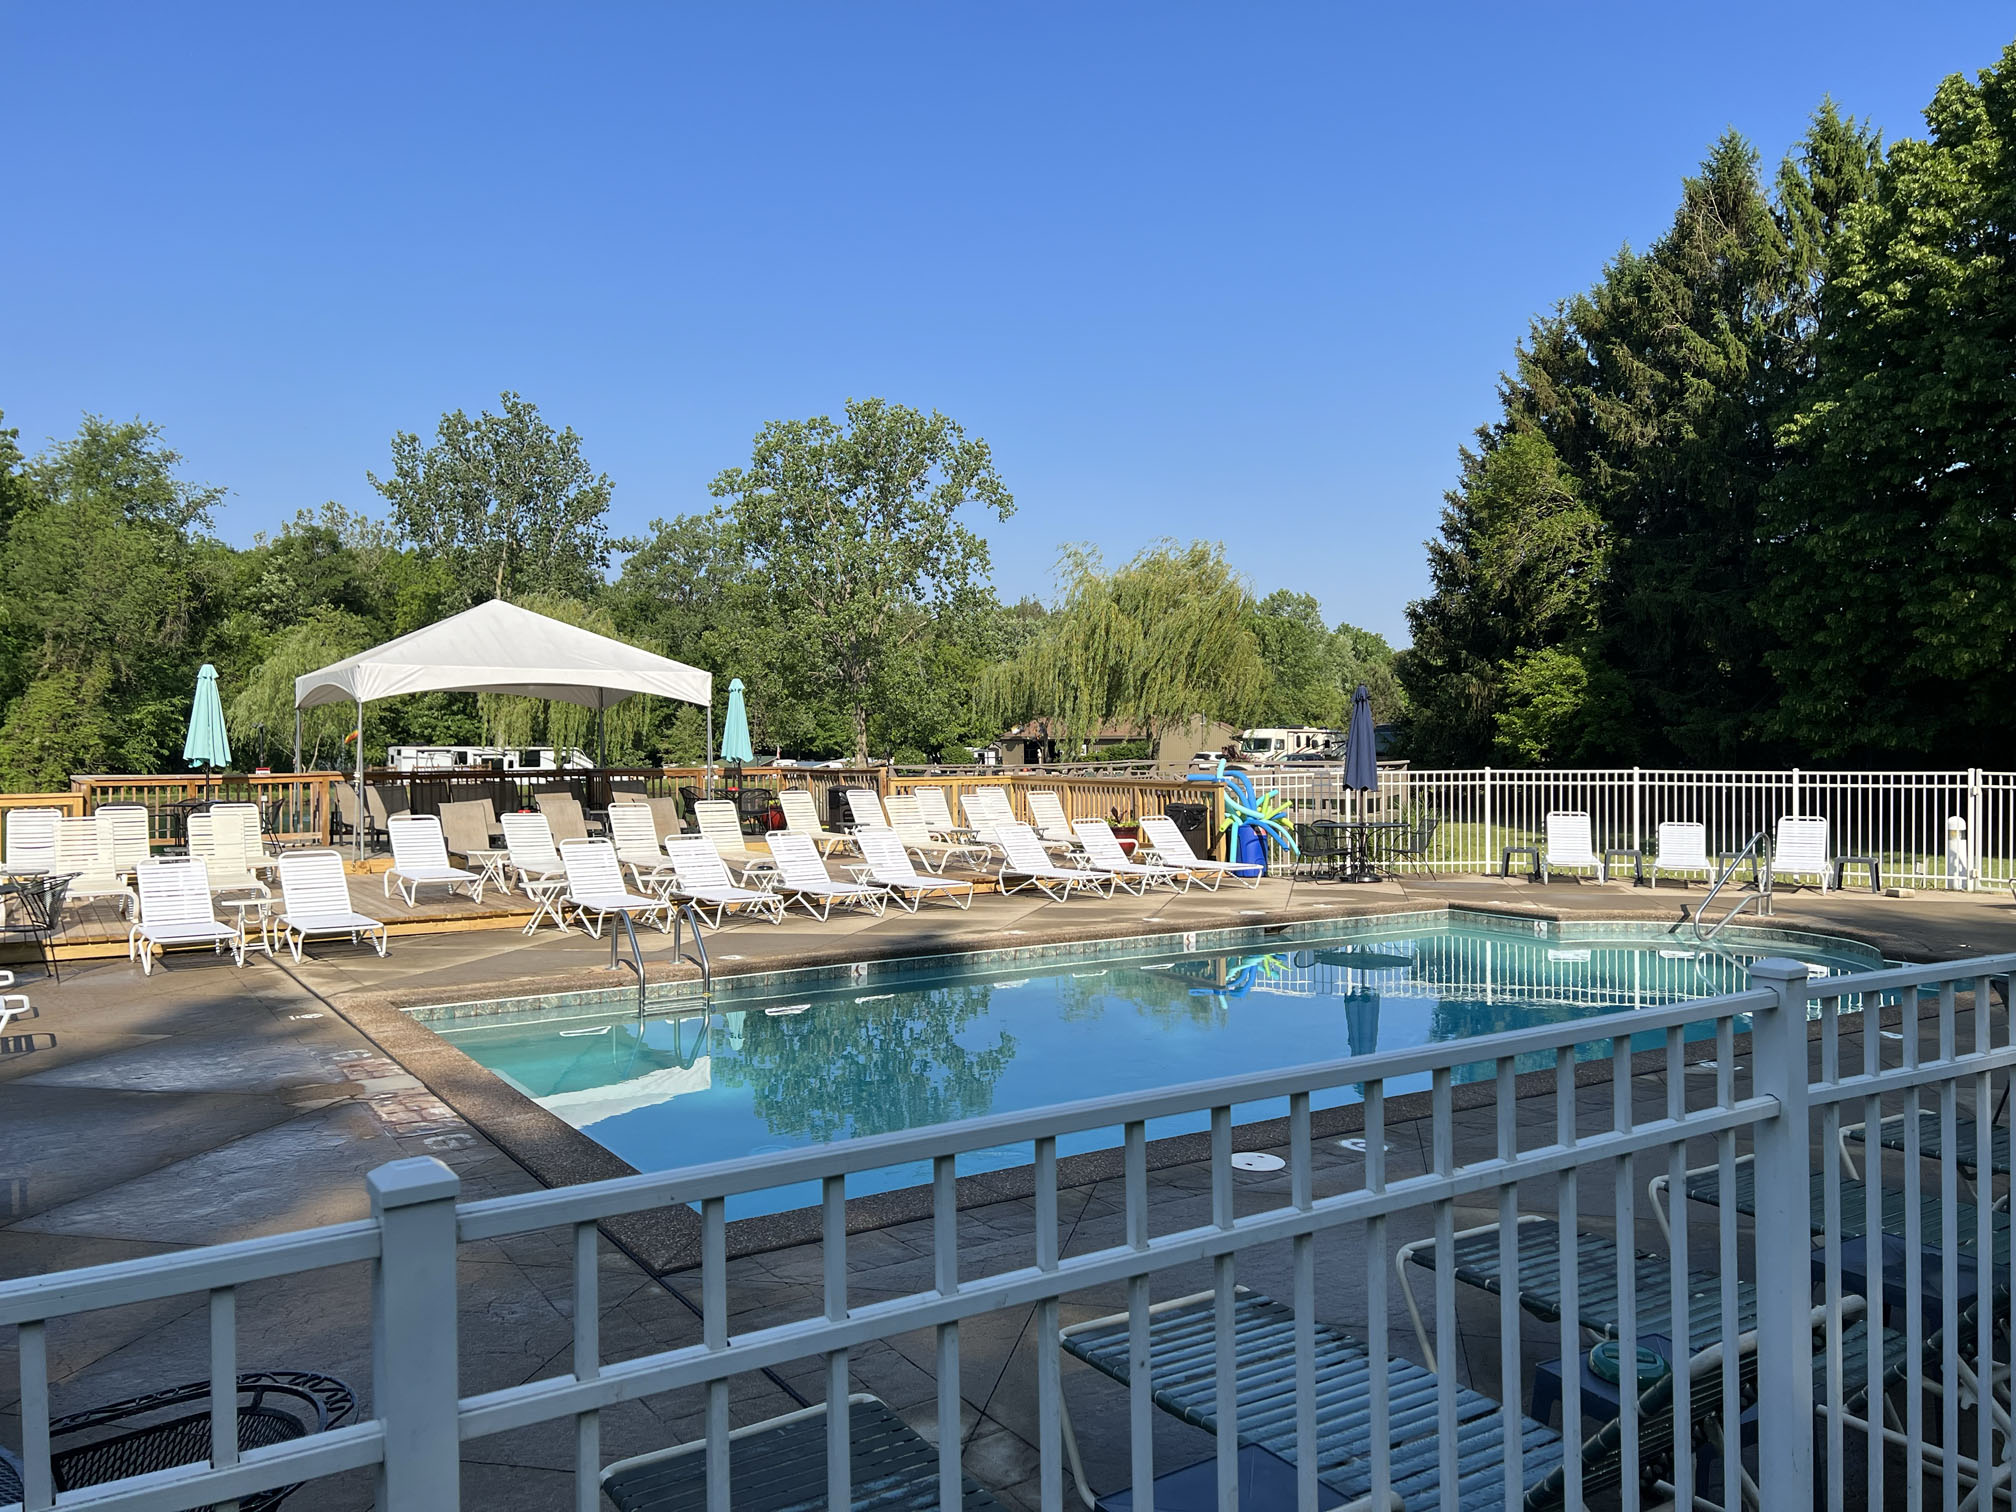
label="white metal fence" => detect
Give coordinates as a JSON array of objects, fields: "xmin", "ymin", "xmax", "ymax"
[
  {"xmin": 3, "ymin": 952, "xmax": 2011, "ymax": 1510},
  {"xmin": 1255, "ymin": 765, "xmax": 2016, "ymax": 887}
]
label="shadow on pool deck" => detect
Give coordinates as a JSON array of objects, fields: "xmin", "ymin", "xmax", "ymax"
[{"xmin": 2, "ymin": 872, "xmax": 2010, "ymax": 1507}]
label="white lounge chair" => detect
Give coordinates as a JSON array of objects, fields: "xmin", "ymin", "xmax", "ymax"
[
  {"xmin": 692, "ymin": 800, "xmax": 773, "ymax": 882},
  {"xmin": 277, "ymin": 850, "xmax": 388, "ymax": 961},
  {"xmin": 765, "ymin": 833, "xmax": 890, "ymax": 920},
  {"xmin": 0, "ymin": 970, "xmax": 30, "ymax": 1034},
  {"xmin": 3, "ymin": 807, "xmax": 60, "ymax": 875},
  {"xmin": 438, "ymin": 800, "xmax": 511, "ymax": 896},
  {"xmin": 1651, "ymin": 821, "xmax": 1713, "ymax": 888},
  {"xmin": 883, "ymin": 793, "xmax": 994, "ymax": 873},
  {"xmin": 848, "ymin": 830, "xmax": 975, "ymax": 911},
  {"xmin": 208, "ymin": 802, "xmax": 276, "ymax": 877},
  {"xmin": 1073, "ymin": 817, "xmax": 1190, "ymax": 894},
  {"xmin": 128, "ymin": 858, "xmax": 244, "ymax": 974},
  {"xmin": 385, "ymin": 815, "xmax": 485, "ymax": 906},
  {"xmin": 958, "ymin": 787, "xmax": 1020, "ymax": 857},
  {"xmin": 995, "ymin": 822, "xmax": 1116, "ymax": 900},
  {"xmin": 842, "ymin": 787, "xmax": 890, "ymax": 834},
  {"xmin": 93, "ymin": 804, "xmax": 152, "ymax": 874},
  {"xmin": 1771, "ymin": 815, "xmax": 1833, "ymax": 891},
  {"xmin": 1024, "ymin": 790, "xmax": 1084, "ymax": 849},
  {"xmin": 186, "ymin": 813, "xmax": 270, "ymax": 899},
  {"xmin": 1541, "ymin": 811, "xmax": 1605, "ymax": 883},
  {"xmin": 52, "ymin": 816, "xmax": 136, "ymax": 920},
  {"xmin": 776, "ymin": 789, "xmax": 851, "ymax": 856},
  {"xmin": 606, "ymin": 804, "xmax": 680, "ymax": 896},
  {"xmin": 502, "ymin": 812, "xmax": 568, "ymax": 888},
  {"xmin": 662, "ymin": 837, "xmax": 786, "ymax": 929},
  {"xmin": 1138, "ymin": 813, "xmax": 1259, "ymax": 891},
  {"xmin": 559, "ymin": 839, "xmax": 673, "ymax": 936},
  {"xmin": 910, "ymin": 785, "xmax": 976, "ymax": 839}
]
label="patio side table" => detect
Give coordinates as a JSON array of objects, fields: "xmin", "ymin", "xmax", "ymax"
[
  {"xmin": 1832, "ymin": 855, "xmax": 1882, "ymax": 892},
  {"xmin": 1602, "ymin": 847, "xmax": 1644, "ymax": 884},
  {"xmin": 1500, "ymin": 844, "xmax": 1541, "ymax": 879}
]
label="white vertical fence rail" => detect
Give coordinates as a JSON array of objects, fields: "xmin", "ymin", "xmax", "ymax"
[
  {"xmin": 2, "ymin": 952, "xmax": 2011, "ymax": 1511},
  {"xmin": 1255, "ymin": 765, "xmax": 2010, "ymax": 885}
]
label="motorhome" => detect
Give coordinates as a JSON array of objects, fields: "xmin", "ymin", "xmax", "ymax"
[
  {"xmin": 1237, "ymin": 727, "xmax": 1345, "ymax": 763},
  {"xmin": 385, "ymin": 745, "xmax": 593, "ymax": 773}
]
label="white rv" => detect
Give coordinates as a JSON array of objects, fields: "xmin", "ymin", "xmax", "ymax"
[
  {"xmin": 1237, "ymin": 727, "xmax": 1345, "ymax": 763},
  {"xmin": 385, "ymin": 745, "xmax": 594, "ymax": 773}
]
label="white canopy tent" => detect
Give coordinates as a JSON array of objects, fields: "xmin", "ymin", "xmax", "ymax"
[{"xmin": 293, "ymin": 600, "xmax": 714, "ymax": 853}]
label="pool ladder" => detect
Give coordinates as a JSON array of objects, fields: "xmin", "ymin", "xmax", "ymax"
[
  {"xmin": 607, "ymin": 903, "xmax": 713, "ymax": 1015},
  {"xmin": 1674, "ymin": 830, "xmax": 1772, "ymax": 942}
]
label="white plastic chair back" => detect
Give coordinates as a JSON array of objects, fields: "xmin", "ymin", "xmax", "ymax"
[
  {"xmin": 187, "ymin": 814, "xmax": 255, "ymax": 881},
  {"xmin": 95, "ymin": 804, "xmax": 152, "ymax": 870},
  {"xmin": 559, "ymin": 839, "xmax": 627, "ymax": 897},
  {"xmin": 4, "ymin": 808, "xmax": 60, "ymax": 871},
  {"xmin": 1657, "ymin": 821, "xmax": 1711, "ymax": 871},
  {"xmin": 1775, "ymin": 816, "xmax": 1830, "ymax": 876},
  {"xmin": 777, "ymin": 789, "xmax": 828, "ymax": 838},
  {"xmin": 606, "ymin": 804, "xmax": 661, "ymax": 862},
  {"xmin": 882, "ymin": 794, "xmax": 936, "ymax": 844},
  {"xmin": 913, "ymin": 787, "xmax": 959, "ymax": 834},
  {"xmin": 1073, "ymin": 817, "xmax": 1131, "ymax": 869},
  {"xmin": 388, "ymin": 815, "xmax": 452, "ymax": 872},
  {"xmin": 855, "ymin": 829, "xmax": 924, "ymax": 883},
  {"xmin": 995, "ymin": 822, "xmax": 1057, "ymax": 875},
  {"xmin": 535, "ymin": 792, "xmax": 591, "ymax": 843},
  {"xmin": 971, "ymin": 787, "xmax": 1017, "ymax": 826},
  {"xmin": 693, "ymin": 801, "xmax": 750, "ymax": 853},
  {"xmin": 765, "ymin": 832, "xmax": 833, "ymax": 889},
  {"xmin": 1026, "ymin": 790, "xmax": 1074, "ymax": 839},
  {"xmin": 665, "ymin": 836, "xmax": 735, "ymax": 891},
  {"xmin": 843, "ymin": 789, "xmax": 889, "ymax": 830},
  {"xmin": 437, "ymin": 801, "xmax": 495, "ymax": 859},
  {"xmin": 54, "ymin": 816, "xmax": 119, "ymax": 883},
  {"xmin": 503, "ymin": 812, "xmax": 563, "ymax": 872},
  {"xmin": 279, "ymin": 851, "xmax": 352, "ymax": 918},
  {"xmin": 1140, "ymin": 813, "xmax": 1201, "ymax": 861},
  {"xmin": 1545, "ymin": 812, "xmax": 1599, "ymax": 866},
  {"xmin": 210, "ymin": 803, "xmax": 265, "ymax": 859},
  {"xmin": 137, "ymin": 858, "xmax": 219, "ymax": 928}
]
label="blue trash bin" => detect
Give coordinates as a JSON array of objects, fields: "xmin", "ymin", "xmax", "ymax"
[{"xmin": 1235, "ymin": 823, "xmax": 1268, "ymax": 877}]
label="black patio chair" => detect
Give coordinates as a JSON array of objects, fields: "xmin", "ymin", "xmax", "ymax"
[
  {"xmin": 1297, "ymin": 820, "xmax": 1349, "ymax": 880},
  {"xmin": 0, "ymin": 873, "xmax": 73, "ymax": 983},
  {"xmin": 0, "ymin": 1370, "xmax": 354, "ymax": 1512},
  {"xmin": 1378, "ymin": 814, "xmax": 1441, "ymax": 868}
]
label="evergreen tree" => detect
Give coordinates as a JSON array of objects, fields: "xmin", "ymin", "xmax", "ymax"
[{"xmin": 1763, "ymin": 45, "xmax": 2016, "ymax": 761}]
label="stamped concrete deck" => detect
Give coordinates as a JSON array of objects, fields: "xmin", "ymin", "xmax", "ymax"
[{"xmin": 3, "ymin": 870, "xmax": 2011, "ymax": 1507}]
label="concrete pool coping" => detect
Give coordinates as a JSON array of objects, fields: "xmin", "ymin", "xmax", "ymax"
[{"xmin": 303, "ymin": 896, "xmax": 1925, "ymax": 1271}]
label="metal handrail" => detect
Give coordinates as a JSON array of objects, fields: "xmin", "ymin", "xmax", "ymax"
[
  {"xmin": 670, "ymin": 901, "xmax": 710, "ymax": 997},
  {"xmin": 1680, "ymin": 829, "xmax": 1772, "ymax": 940},
  {"xmin": 608, "ymin": 908, "xmax": 649, "ymax": 1014}
]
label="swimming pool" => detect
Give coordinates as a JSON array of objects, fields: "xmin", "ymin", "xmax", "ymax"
[{"xmin": 423, "ymin": 910, "xmax": 1885, "ymax": 1215}]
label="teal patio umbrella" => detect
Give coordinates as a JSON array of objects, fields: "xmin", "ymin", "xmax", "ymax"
[
  {"xmin": 720, "ymin": 677, "xmax": 754, "ymax": 764},
  {"xmin": 183, "ymin": 663, "xmax": 232, "ymax": 795}
]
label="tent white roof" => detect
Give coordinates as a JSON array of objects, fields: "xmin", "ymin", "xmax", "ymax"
[{"xmin": 294, "ymin": 599, "xmax": 711, "ymax": 711}]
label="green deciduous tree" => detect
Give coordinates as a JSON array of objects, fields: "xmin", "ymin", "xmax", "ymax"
[
  {"xmin": 709, "ymin": 399, "xmax": 1014, "ymax": 766},
  {"xmin": 370, "ymin": 391, "xmax": 614, "ymax": 608},
  {"xmin": 1762, "ymin": 45, "xmax": 2016, "ymax": 761},
  {"xmin": 983, "ymin": 541, "xmax": 1266, "ymax": 748}
]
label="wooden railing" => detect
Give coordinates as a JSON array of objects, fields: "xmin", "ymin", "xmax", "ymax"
[{"xmin": 69, "ymin": 773, "xmax": 336, "ymax": 848}]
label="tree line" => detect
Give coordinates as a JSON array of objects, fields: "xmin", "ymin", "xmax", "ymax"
[
  {"xmin": 1398, "ymin": 40, "xmax": 2016, "ymax": 769},
  {"xmin": 0, "ymin": 395, "xmax": 1400, "ymax": 788}
]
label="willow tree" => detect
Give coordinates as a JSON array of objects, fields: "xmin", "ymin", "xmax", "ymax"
[
  {"xmin": 477, "ymin": 592, "xmax": 662, "ymax": 763},
  {"xmin": 983, "ymin": 541, "xmax": 1266, "ymax": 753}
]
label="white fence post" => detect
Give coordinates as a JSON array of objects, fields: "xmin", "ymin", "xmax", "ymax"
[
  {"xmin": 1746, "ymin": 958, "xmax": 1815, "ymax": 1505},
  {"xmin": 1482, "ymin": 767, "xmax": 1493, "ymax": 873},
  {"xmin": 370, "ymin": 1157, "xmax": 462, "ymax": 1511},
  {"xmin": 1969, "ymin": 767, "xmax": 1983, "ymax": 891}
]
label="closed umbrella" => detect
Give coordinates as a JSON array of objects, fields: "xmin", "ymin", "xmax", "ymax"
[
  {"xmin": 1343, "ymin": 684, "xmax": 1381, "ymax": 880},
  {"xmin": 720, "ymin": 678, "xmax": 754, "ymax": 763},
  {"xmin": 183, "ymin": 663, "xmax": 232, "ymax": 797}
]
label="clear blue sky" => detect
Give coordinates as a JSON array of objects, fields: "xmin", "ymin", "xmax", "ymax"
[{"xmin": 6, "ymin": 5, "xmax": 2010, "ymax": 643}]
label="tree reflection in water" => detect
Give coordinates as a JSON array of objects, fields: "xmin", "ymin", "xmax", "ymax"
[{"xmin": 718, "ymin": 983, "xmax": 1015, "ymax": 1142}]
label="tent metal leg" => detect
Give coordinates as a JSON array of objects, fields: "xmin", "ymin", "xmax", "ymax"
[{"xmin": 354, "ymin": 696, "xmax": 365, "ymax": 862}]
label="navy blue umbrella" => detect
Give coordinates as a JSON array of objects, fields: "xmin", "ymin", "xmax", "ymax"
[{"xmin": 1344, "ymin": 682, "xmax": 1378, "ymax": 793}]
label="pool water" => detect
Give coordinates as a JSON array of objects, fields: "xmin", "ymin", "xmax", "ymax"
[{"xmin": 429, "ymin": 912, "xmax": 1884, "ymax": 1215}]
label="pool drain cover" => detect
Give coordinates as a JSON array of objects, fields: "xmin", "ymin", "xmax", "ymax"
[{"xmin": 1230, "ymin": 1152, "xmax": 1286, "ymax": 1172}]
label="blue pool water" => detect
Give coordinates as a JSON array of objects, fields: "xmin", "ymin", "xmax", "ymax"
[{"xmin": 428, "ymin": 912, "xmax": 1885, "ymax": 1215}]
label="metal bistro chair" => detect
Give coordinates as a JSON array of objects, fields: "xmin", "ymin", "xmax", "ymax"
[
  {"xmin": 0, "ymin": 872, "xmax": 74, "ymax": 982},
  {"xmin": 1297, "ymin": 819, "xmax": 1350, "ymax": 881},
  {"xmin": 0, "ymin": 1371, "xmax": 354, "ymax": 1512}
]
